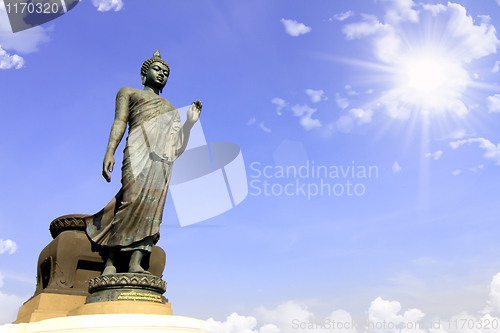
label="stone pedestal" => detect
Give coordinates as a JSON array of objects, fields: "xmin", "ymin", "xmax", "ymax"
[
  {"xmin": 14, "ymin": 293, "xmax": 87, "ymax": 324},
  {"xmin": 35, "ymin": 214, "xmax": 166, "ymax": 298},
  {"xmin": 8, "ymin": 214, "xmax": 182, "ymax": 331},
  {"xmin": 15, "ymin": 273, "xmax": 173, "ymax": 324},
  {"xmin": 14, "ymin": 214, "xmax": 171, "ymax": 325},
  {"xmin": 13, "ymin": 291, "xmax": 174, "ymax": 324}
]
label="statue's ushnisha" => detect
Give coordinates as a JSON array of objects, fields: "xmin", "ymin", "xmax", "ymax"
[{"xmin": 85, "ymin": 50, "xmax": 202, "ymax": 275}]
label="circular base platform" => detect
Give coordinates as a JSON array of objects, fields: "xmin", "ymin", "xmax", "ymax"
[
  {"xmin": 68, "ymin": 300, "xmax": 172, "ymax": 316},
  {"xmin": 1, "ymin": 314, "xmax": 205, "ymax": 333}
]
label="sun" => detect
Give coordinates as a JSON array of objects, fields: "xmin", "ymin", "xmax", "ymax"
[
  {"xmin": 407, "ymin": 58, "xmax": 445, "ymax": 94},
  {"xmin": 397, "ymin": 52, "xmax": 452, "ymax": 97},
  {"xmin": 389, "ymin": 50, "xmax": 470, "ymax": 116}
]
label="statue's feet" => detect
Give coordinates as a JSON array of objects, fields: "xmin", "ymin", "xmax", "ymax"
[
  {"xmin": 102, "ymin": 265, "xmax": 116, "ymax": 275},
  {"xmin": 129, "ymin": 264, "xmax": 147, "ymax": 274}
]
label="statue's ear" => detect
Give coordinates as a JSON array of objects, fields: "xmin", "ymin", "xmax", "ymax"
[{"xmin": 141, "ymin": 75, "xmax": 146, "ymax": 85}]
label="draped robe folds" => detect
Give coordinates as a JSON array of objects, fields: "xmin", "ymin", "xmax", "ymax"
[{"xmin": 85, "ymin": 87, "xmax": 185, "ymax": 252}]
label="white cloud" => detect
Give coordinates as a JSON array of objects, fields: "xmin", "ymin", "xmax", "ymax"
[
  {"xmin": 444, "ymin": 128, "xmax": 471, "ymax": 140},
  {"xmin": 0, "ymin": 2, "xmax": 51, "ymax": 54},
  {"xmin": 207, "ymin": 312, "xmax": 278, "ymax": 333},
  {"xmin": 421, "ymin": 3, "xmax": 446, "ymax": 16},
  {"xmin": 425, "ymin": 150, "xmax": 443, "ymax": 160},
  {"xmin": 492, "ymin": 61, "xmax": 500, "ymax": 73},
  {"xmin": 335, "ymin": 93, "xmax": 349, "ymax": 109},
  {"xmin": 208, "ymin": 275, "xmax": 500, "ymax": 333},
  {"xmin": 474, "ymin": 73, "xmax": 479, "ymax": 79},
  {"xmin": 305, "ymin": 89, "xmax": 327, "ymax": 103},
  {"xmin": 92, "ymin": 0, "xmax": 124, "ymax": 11},
  {"xmin": 343, "ymin": 2, "xmax": 499, "ymax": 120},
  {"xmin": 259, "ymin": 325, "xmax": 281, "ymax": 333},
  {"xmin": 272, "ymin": 98, "xmax": 288, "ymax": 115},
  {"xmin": 336, "ymin": 116, "xmax": 354, "ymax": 133},
  {"xmin": 342, "ymin": 14, "xmax": 388, "ymax": 41},
  {"xmin": 259, "ymin": 122, "xmax": 271, "ymax": 133},
  {"xmin": 449, "ymin": 141, "xmax": 463, "ymax": 149},
  {"xmin": 353, "ymin": 2, "xmax": 500, "ymax": 64},
  {"xmin": 326, "ymin": 310, "xmax": 357, "ymax": 333},
  {"xmin": 368, "ymin": 297, "xmax": 425, "ymax": 333},
  {"xmin": 280, "ymin": 19, "xmax": 311, "ymax": 37},
  {"xmin": 497, "ymin": 0, "xmax": 500, "ymax": 6},
  {"xmin": 487, "ymin": 94, "xmax": 500, "ymax": 113},
  {"xmin": 444, "ymin": 4, "xmax": 500, "ymax": 63},
  {"xmin": 0, "ymin": 272, "xmax": 25, "ymax": 325},
  {"xmin": 343, "ymin": 14, "xmax": 402, "ymax": 64},
  {"xmin": 247, "ymin": 118, "xmax": 256, "ymax": 125},
  {"xmin": 452, "ymin": 169, "xmax": 462, "ymax": 175},
  {"xmin": 379, "ymin": 0, "xmax": 420, "ymax": 25},
  {"xmin": 291, "ymin": 104, "xmax": 321, "ymax": 131},
  {"xmin": 375, "ymin": 31, "xmax": 402, "ymax": 64},
  {"xmin": 449, "ymin": 137, "xmax": 500, "ymax": 165},
  {"xmin": 333, "ymin": 11, "xmax": 354, "ymax": 21},
  {"xmin": 345, "ymin": 85, "xmax": 358, "ymax": 96},
  {"xmin": 343, "ymin": 0, "xmax": 418, "ymax": 58},
  {"xmin": 366, "ymin": 89, "xmax": 373, "ymax": 94},
  {"xmin": 392, "ymin": 162, "xmax": 401, "ymax": 172},
  {"xmin": 0, "ymin": 290, "xmax": 24, "ymax": 324},
  {"xmin": 469, "ymin": 164, "xmax": 484, "ymax": 172},
  {"xmin": 256, "ymin": 301, "xmax": 313, "ymax": 333},
  {"xmin": 487, "ymin": 272, "xmax": 500, "ymax": 312},
  {"xmin": 382, "ymin": 99, "xmax": 411, "ymax": 120},
  {"xmin": 349, "ymin": 108, "xmax": 373, "ymax": 125},
  {"xmin": 0, "ymin": 239, "xmax": 17, "ymax": 254},
  {"xmin": 0, "ymin": 46, "xmax": 24, "ymax": 70}
]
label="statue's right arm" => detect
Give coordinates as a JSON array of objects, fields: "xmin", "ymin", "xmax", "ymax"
[{"xmin": 102, "ymin": 87, "xmax": 131, "ymax": 182}]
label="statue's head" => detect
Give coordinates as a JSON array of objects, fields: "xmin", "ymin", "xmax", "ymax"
[{"xmin": 141, "ymin": 49, "xmax": 170, "ymax": 93}]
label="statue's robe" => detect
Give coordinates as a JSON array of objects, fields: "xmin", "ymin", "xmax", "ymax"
[{"xmin": 85, "ymin": 87, "xmax": 184, "ymax": 252}]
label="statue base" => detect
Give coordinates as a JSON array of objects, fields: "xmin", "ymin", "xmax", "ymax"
[
  {"xmin": 86, "ymin": 273, "xmax": 167, "ymax": 304},
  {"xmin": 70, "ymin": 272, "xmax": 172, "ymax": 317},
  {"xmin": 13, "ymin": 273, "xmax": 172, "ymax": 324},
  {"xmin": 12, "ymin": 292, "xmax": 173, "ymax": 324},
  {"xmin": 14, "ymin": 293, "xmax": 87, "ymax": 324}
]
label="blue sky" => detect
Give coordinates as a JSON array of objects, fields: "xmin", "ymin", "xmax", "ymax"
[{"xmin": 2, "ymin": 0, "xmax": 500, "ymax": 331}]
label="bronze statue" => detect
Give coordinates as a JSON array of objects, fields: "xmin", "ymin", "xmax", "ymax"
[{"xmin": 85, "ymin": 50, "xmax": 202, "ymax": 275}]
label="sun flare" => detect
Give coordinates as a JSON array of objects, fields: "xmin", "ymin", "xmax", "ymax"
[
  {"xmin": 339, "ymin": 2, "xmax": 500, "ymax": 123},
  {"xmin": 389, "ymin": 50, "xmax": 470, "ymax": 116},
  {"xmin": 407, "ymin": 58, "xmax": 445, "ymax": 94}
]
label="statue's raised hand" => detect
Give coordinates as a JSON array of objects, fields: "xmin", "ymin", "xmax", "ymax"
[
  {"xmin": 102, "ymin": 152, "xmax": 115, "ymax": 183},
  {"xmin": 187, "ymin": 100, "xmax": 202, "ymax": 124}
]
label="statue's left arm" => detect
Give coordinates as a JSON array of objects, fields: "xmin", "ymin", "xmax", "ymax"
[{"xmin": 175, "ymin": 100, "xmax": 202, "ymax": 157}]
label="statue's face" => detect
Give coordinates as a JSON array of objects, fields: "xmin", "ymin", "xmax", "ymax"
[{"xmin": 144, "ymin": 62, "xmax": 169, "ymax": 89}]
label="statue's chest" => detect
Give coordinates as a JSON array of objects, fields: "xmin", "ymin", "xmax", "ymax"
[{"xmin": 129, "ymin": 92, "xmax": 174, "ymax": 121}]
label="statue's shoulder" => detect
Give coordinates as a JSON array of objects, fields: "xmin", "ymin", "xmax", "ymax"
[
  {"xmin": 116, "ymin": 86, "xmax": 140, "ymax": 98},
  {"xmin": 161, "ymin": 97, "xmax": 175, "ymax": 111}
]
